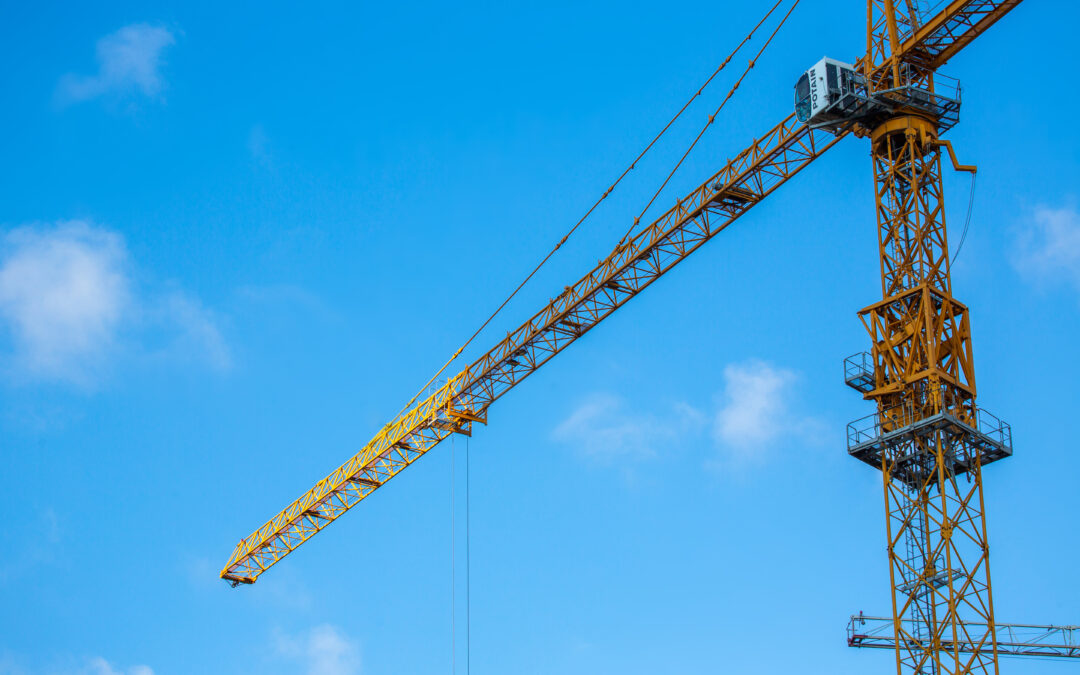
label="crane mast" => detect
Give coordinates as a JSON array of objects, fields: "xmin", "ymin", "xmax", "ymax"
[{"xmin": 841, "ymin": 1, "xmax": 1020, "ymax": 673}]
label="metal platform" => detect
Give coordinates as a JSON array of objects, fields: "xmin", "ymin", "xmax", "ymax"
[
  {"xmin": 843, "ymin": 351, "xmax": 875, "ymax": 394},
  {"xmin": 846, "ymin": 404, "xmax": 1012, "ymax": 485},
  {"xmin": 847, "ymin": 614, "xmax": 1080, "ymax": 659},
  {"xmin": 812, "ymin": 74, "xmax": 962, "ymax": 135}
]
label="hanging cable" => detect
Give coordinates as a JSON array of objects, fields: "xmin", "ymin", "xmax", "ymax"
[
  {"xmin": 619, "ymin": 0, "xmax": 801, "ymax": 246},
  {"xmin": 450, "ymin": 434, "xmax": 456, "ymax": 675},
  {"xmin": 951, "ymin": 171, "xmax": 977, "ymax": 265},
  {"xmin": 386, "ymin": 0, "xmax": 789, "ymax": 423},
  {"xmin": 466, "ymin": 435, "xmax": 471, "ymax": 675}
]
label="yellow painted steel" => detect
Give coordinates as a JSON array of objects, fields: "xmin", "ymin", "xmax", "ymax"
[
  {"xmin": 859, "ymin": 2, "xmax": 1024, "ymax": 673},
  {"xmin": 849, "ymin": 615, "xmax": 1080, "ymax": 658},
  {"xmin": 221, "ymin": 0, "xmax": 1029, "ymax": 610},
  {"xmin": 933, "ymin": 138, "xmax": 978, "ymax": 174},
  {"xmin": 220, "ymin": 114, "xmax": 845, "ymax": 585}
]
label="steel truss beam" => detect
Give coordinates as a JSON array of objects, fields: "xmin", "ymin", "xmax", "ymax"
[
  {"xmin": 865, "ymin": 0, "xmax": 1024, "ymax": 93},
  {"xmin": 849, "ymin": 615, "xmax": 1080, "ymax": 659},
  {"xmin": 221, "ymin": 0, "xmax": 1030, "ymax": 591},
  {"xmin": 220, "ymin": 116, "xmax": 844, "ymax": 584}
]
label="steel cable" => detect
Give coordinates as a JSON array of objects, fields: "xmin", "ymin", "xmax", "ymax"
[
  {"xmin": 466, "ymin": 435, "xmax": 471, "ymax": 675},
  {"xmin": 619, "ymin": 0, "xmax": 801, "ymax": 246},
  {"xmin": 450, "ymin": 433, "xmax": 456, "ymax": 675},
  {"xmin": 951, "ymin": 171, "xmax": 976, "ymax": 265},
  {"xmin": 388, "ymin": 0, "xmax": 789, "ymax": 422}
]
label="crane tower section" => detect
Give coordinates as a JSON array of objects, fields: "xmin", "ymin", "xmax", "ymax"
[{"xmin": 830, "ymin": 2, "xmax": 1017, "ymax": 674}]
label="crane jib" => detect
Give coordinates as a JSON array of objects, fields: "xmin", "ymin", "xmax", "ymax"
[
  {"xmin": 221, "ymin": 0, "xmax": 1027, "ymax": 586},
  {"xmin": 220, "ymin": 117, "xmax": 844, "ymax": 585}
]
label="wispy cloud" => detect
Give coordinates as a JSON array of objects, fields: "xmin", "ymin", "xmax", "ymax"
[
  {"xmin": 159, "ymin": 291, "xmax": 231, "ymax": 371},
  {"xmin": 552, "ymin": 359, "xmax": 825, "ymax": 469},
  {"xmin": 552, "ymin": 392, "xmax": 704, "ymax": 463},
  {"xmin": 0, "ymin": 653, "xmax": 25, "ymax": 675},
  {"xmin": 236, "ymin": 283, "xmax": 338, "ymax": 321},
  {"xmin": 247, "ymin": 124, "xmax": 271, "ymax": 163},
  {"xmin": 84, "ymin": 658, "xmax": 154, "ymax": 675},
  {"xmin": 1013, "ymin": 203, "xmax": 1080, "ymax": 297},
  {"xmin": 0, "ymin": 654, "xmax": 153, "ymax": 675},
  {"xmin": 0, "ymin": 508, "xmax": 62, "ymax": 584},
  {"xmin": 712, "ymin": 359, "xmax": 823, "ymax": 461},
  {"xmin": 57, "ymin": 23, "xmax": 176, "ymax": 105},
  {"xmin": 0, "ymin": 221, "xmax": 229, "ymax": 384},
  {"xmin": 275, "ymin": 624, "xmax": 361, "ymax": 675},
  {"xmin": 0, "ymin": 223, "xmax": 128, "ymax": 382}
]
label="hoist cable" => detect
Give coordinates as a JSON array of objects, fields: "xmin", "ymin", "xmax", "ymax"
[
  {"xmin": 951, "ymin": 171, "xmax": 977, "ymax": 265},
  {"xmin": 450, "ymin": 434, "xmax": 456, "ymax": 675},
  {"xmin": 387, "ymin": 0, "xmax": 788, "ymax": 422},
  {"xmin": 466, "ymin": 435, "xmax": 471, "ymax": 675},
  {"xmin": 451, "ymin": 435, "xmax": 472, "ymax": 674},
  {"xmin": 619, "ymin": 0, "xmax": 801, "ymax": 246}
]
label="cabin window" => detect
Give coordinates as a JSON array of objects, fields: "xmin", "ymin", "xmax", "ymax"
[{"xmin": 795, "ymin": 73, "xmax": 811, "ymax": 122}]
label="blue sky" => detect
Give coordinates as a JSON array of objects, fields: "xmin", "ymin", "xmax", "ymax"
[{"xmin": 1, "ymin": 2, "xmax": 1078, "ymax": 674}]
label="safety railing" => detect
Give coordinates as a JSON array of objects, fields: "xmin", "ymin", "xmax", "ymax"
[
  {"xmin": 843, "ymin": 352, "xmax": 874, "ymax": 393},
  {"xmin": 846, "ymin": 387, "xmax": 1010, "ymax": 453}
]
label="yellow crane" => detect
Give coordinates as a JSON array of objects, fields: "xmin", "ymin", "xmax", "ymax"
[{"xmin": 222, "ymin": 1, "xmax": 1066, "ymax": 673}]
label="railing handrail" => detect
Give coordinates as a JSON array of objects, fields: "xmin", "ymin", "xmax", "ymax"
[{"xmin": 846, "ymin": 393, "xmax": 1011, "ymax": 449}]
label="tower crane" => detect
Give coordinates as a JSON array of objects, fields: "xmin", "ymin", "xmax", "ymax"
[{"xmin": 222, "ymin": 1, "xmax": 1069, "ymax": 673}]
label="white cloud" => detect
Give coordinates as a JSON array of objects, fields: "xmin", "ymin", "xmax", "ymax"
[
  {"xmin": 1013, "ymin": 204, "xmax": 1080, "ymax": 295},
  {"xmin": 160, "ymin": 291, "xmax": 231, "ymax": 370},
  {"xmin": 552, "ymin": 359, "xmax": 825, "ymax": 469},
  {"xmin": 0, "ymin": 221, "xmax": 229, "ymax": 384},
  {"xmin": 85, "ymin": 658, "xmax": 154, "ymax": 675},
  {"xmin": 711, "ymin": 360, "xmax": 826, "ymax": 464},
  {"xmin": 0, "ymin": 223, "xmax": 129, "ymax": 382},
  {"xmin": 713, "ymin": 360, "xmax": 796, "ymax": 451},
  {"xmin": 57, "ymin": 23, "xmax": 176, "ymax": 104},
  {"xmin": 276, "ymin": 625, "xmax": 360, "ymax": 675},
  {"xmin": 552, "ymin": 392, "xmax": 703, "ymax": 463}
]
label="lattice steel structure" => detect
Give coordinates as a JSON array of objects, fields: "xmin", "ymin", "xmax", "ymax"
[
  {"xmin": 221, "ymin": 14, "xmax": 1037, "ymax": 675},
  {"xmin": 220, "ymin": 116, "xmax": 847, "ymax": 584},
  {"xmin": 842, "ymin": 2, "xmax": 1021, "ymax": 674},
  {"xmin": 849, "ymin": 615, "xmax": 1080, "ymax": 659}
]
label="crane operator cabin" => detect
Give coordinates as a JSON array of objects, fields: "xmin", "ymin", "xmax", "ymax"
[{"xmin": 795, "ymin": 57, "xmax": 864, "ymax": 131}]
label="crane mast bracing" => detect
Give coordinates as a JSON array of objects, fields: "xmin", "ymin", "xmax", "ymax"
[
  {"xmin": 220, "ymin": 6, "xmax": 1036, "ymax": 671},
  {"xmin": 837, "ymin": 2, "xmax": 1023, "ymax": 674}
]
